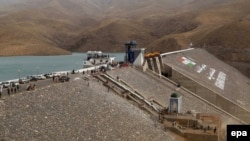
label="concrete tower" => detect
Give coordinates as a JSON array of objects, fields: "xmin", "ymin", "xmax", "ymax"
[{"xmin": 124, "ymin": 40, "xmax": 145, "ymax": 66}]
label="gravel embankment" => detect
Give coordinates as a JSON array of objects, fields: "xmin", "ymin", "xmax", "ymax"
[{"xmin": 0, "ymin": 76, "xmax": 178, "ymax": 141}]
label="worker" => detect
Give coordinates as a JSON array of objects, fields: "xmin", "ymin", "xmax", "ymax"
[{"xmin": 0, "ymin": 85, "xmax": 3, "ymax": 98}]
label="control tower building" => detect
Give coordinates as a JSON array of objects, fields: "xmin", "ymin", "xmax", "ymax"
[{"xmin": 124, "ymin": 40, "xmax": 145, "ymax": 66}]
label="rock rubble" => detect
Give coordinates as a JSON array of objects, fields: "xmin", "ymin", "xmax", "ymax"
[{"xmin": 0, "ymin": 77, "xmax": 178, "ymax": 141}]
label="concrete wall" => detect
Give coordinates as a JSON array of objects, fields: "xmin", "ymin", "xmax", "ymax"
[
  {"xmin": 166, "ymin": 122, "xmax": 218, "ymax": 141},
  {"xmin": 152, "ymin": 57, "xmax": 161, "ymax": 75},
  {"xmin": 185, "ymin": 133, "xmax": 218, "ymax": 141},
  {"xmin": 161, "ymin": 63, "xmax": 172, "ymax": 77},
  {"xmin": 146, "ymin": 57, "xmax": 162, "ymax": 75},
  {"xmin": 164, "ymin": 65, "xmax": 250, "ymax": 123},
  {"xmin": 146, "ymin": 58, "xmax": 154, "ymax": 72},
  {"xmin": 165, "ymin": 117, "xmax": 197, "ymax": 128},
  {"xmin": 133, "ymin": 50, "xmax": 144, "ymax": 66}
]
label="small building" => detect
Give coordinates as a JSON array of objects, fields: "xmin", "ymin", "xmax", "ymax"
[{"xmin": 169, "ymin": 92, "xmax": 182, "ymax": 113}]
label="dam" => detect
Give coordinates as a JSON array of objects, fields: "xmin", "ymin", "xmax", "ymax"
[{"xmin": 0, "ymin": 42, "xmax": 249, "ymax": 141}]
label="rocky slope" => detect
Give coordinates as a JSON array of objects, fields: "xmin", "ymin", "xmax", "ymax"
[{"xmin": 0, "ymin": 77, "xmax": 178, "ymax": 141}]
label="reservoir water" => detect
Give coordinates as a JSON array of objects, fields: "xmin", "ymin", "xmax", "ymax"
[{"xmin": 0, "ymin": 53, "xmax": 125, "ymax": 82}]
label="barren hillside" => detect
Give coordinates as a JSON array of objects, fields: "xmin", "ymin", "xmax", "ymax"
[
  {"xmin": 0, "ymin": 0, "xmax": 237, "ymax": 55},
  {"xmin": 143, "ymin": 0, "xmax": 250, "ymax": 76},
  {"xmin": 0, "ymin": 0, "xmax": 249, "ymax": 77}
]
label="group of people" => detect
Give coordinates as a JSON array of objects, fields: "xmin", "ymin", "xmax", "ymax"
[
  {"xmin": 52, "ymin": 76, "xmax": 60, "ymax": 82},
  {"xmin": 0, "ymin": 82, "xmax": 20, "ymax": 98},
  {"xmin": 0, "ymin": 81, "xmax": 38, "ymax": 98},
  {"xmin": 26, "ymin": 83, "xmax": 36, "ymax": 91}
]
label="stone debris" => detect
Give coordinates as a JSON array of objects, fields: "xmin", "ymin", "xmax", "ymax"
[{"xmin": 0, "ymin": 78, "xmax": 178, "ymax": 141}]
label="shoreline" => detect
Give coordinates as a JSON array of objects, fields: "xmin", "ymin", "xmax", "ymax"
[
  {"xmin": 0, "ymin": 64, "xmax": 106, "ymax": 99},
  {"xmin": 0, "ymin": 64, "xmax": 108, "ymax": 84},
  {"xmin": 0, "ymin": 52, "xmax": 125, "ymax": 82},
  {"xmin": 0, "ymin": 51, "xmax": 124, "ymax": 57}
]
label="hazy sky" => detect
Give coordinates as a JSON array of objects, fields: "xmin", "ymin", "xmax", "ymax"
[{"xmin": 0, "ymin": 0, "xmax": 26, "ymax": 5}]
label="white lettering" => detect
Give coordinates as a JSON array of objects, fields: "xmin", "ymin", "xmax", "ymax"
[
  {"xmin": 208, "ymin": 68, "xmax": 216, "ymax": 80},
  {"xmin": 231, "ymin": 131, "xmax": 236, "ymax": 137},
  {"xmin": 236, "ymin": 131, "xmax": 242, "ymax": 138},
  {"xmin": 231, "ymin": 131, "xmax": 248, "ymax": 138},
  {"xmin": 215, "ymin": 71, "xmax": 226, "ymax": 90},
  {"xmin": 242, "ymin": 131, "xmax": 247, "ymax": 136},
  {"xmin": 196, "ymin": 64, "xmax": 206, "ymax": 73}
]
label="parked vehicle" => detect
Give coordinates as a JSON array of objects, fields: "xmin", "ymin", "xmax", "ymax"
[
  {"xmin": 52, "ymin": 72, "xmax": 61, "ymax": 77},
  {"xmin": 44, "ymin": 73, "xmax": 53, "ymax": 78},
  {"xmin": 59, "ymin": 76, "xmax": 70, "ymax": 82},
  {"xmin": 19, "ymin": 78, "xmax": 30, "ymax": 84},
  {"xmin": 2, "ymin": 81, "xmax": 10, "ymax": 88},
  {"xmin": 36, "ymin": 75, "xmax": 46, "ymax": 80},
  {"xmin": 11, "ymin": 81, "xmax": 20, "ymax": 87},
  {"xmin": 27, "ymin": 75, "xmax": 37, "ymax": 81},
  {"xmin": 30, "ymin": 77, "xmax": 38, "ymax": 81}
]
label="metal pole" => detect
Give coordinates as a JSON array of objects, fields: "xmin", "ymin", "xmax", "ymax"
[
  {"xmin": 36, "ymin": 67, "xmax": 39, "ymax": 75},
  {"xmin": 75, "ymin": 63, "xmax": 78, "ymax": 70},
  {"xmin": 53, "ymin": 65, "xmax": 56, "ymax": 72},
  {"xmin": 18, "ymin": 69, "xmax": 20, "ymax": 79}
]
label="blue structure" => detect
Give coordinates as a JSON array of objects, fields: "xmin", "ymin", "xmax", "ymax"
[{"xmin": 125, "ymin": 40, "xmax": 137, "ymax": 63}]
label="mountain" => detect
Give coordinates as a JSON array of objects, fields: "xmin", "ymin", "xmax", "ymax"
[
  {"xmin": 0, "ymin": 0, "xmax": 250, "ymax": 76},
  {"xmin": 0, "ymin": 0, "xmax": 100, "ymax": 56},
  {"xmin": 63, "ymin": 0, "xmax": 237, "ymax": 52}
]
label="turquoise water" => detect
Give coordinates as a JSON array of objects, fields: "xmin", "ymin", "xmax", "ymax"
[{"xmin": 0, "ymin": 53, "xmax": 125, "ymax": 82}]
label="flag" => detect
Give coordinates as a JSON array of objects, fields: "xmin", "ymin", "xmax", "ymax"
[{"xmin": 179, "ymin": 57, "xmax": 196, "ymax": 67}]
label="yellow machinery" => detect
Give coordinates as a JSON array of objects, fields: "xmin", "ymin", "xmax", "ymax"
[{"xmin": 144, "ymin": 52, "xmax": 160, "ymax": 58}]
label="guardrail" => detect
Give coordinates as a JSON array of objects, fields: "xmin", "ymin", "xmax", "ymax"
[
  {"xmin": 160, "ymin": 48, "xmax": 194, "ymax": 57},
  {"xmin": 102, "ymin": 73, "xmax": 161, "ymax": 113}
]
